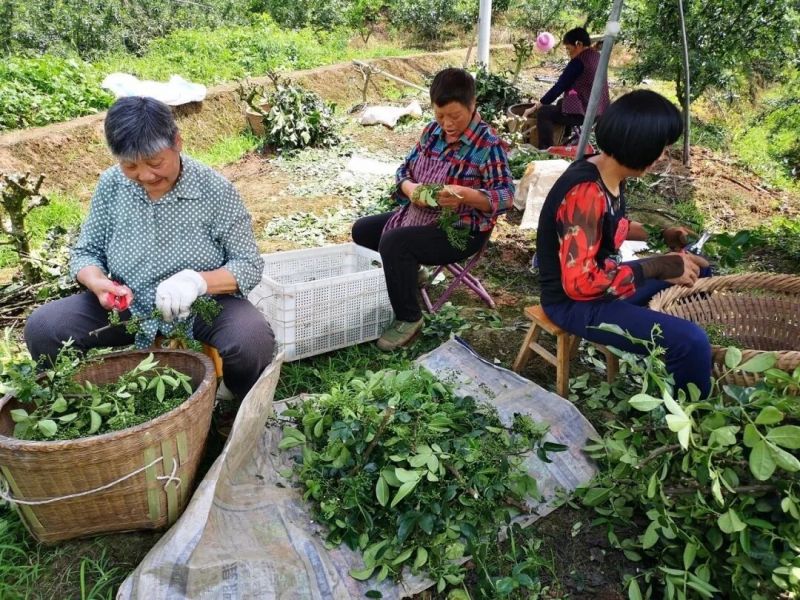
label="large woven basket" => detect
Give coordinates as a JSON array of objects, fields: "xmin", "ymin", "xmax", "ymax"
[
  {"xmin": 0, "ymin": 350, "xmax": 215, "ymax": 543},
  {"xmin": 649, "ymin": 274, "xmax": 800, "ymax": 386}
]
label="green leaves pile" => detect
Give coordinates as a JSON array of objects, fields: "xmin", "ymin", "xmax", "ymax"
[
  {"xmin": 573, "ymin": 326, "xmax": 800, "ymax": 599},
  {"xmin": 3, "ymin": 348, "xmax": 193, "ymax": 441},
  {"xmin": 507, "ymin": 147, "xmax": 559, "ymax": 180},
  {"xmin": 474, "ymin": 65, "xmax": 522, "ymax": 123},
  {"xmin": 411, "ymin": 184, "xmax": 470, "ymax": 251},
  {"xmin": 277, "ymin": 368, "xmax": 555, "ymax": 592},
  {"xmin": 252, "ymin": 76, "xmax": 340, "ymax": 152}
]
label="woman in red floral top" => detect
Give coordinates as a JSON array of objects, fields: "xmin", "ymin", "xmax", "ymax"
[{"xmin": 537, "ymin": 90, "xmax": 712, "ymax": 396}]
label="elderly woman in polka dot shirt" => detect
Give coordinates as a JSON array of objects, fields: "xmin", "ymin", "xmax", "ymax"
[{"xmin": 24, "ymin": 96, "xmax": 274, "ymax": 402}]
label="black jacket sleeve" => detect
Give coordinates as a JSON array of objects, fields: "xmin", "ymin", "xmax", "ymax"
[{"xmin": 540, "ymin": 58, "xmax": 584, "ymax": 105}]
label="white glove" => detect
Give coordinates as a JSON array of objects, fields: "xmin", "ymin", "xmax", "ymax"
[{"xmin": 155, "ymin": 269, "xmax": 208, "ymax": 322}]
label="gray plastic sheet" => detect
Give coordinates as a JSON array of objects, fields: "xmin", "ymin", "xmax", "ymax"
[{"xmin": 118, "ymin": 339, "xmax": 599, "ymax": 599}]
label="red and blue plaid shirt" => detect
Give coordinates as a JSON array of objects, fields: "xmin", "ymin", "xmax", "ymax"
[{"xmin": 394, "ymin": 112, "xmax": 515, "ymax": 232}]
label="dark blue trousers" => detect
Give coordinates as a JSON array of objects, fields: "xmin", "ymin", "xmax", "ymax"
[
  {"xmin": 24, "ymin": 292, "xmax": 274, "ymax": 400},
  {"xmin": 543, "ymin": 270, "xmax": 713, "ymax": 397}
]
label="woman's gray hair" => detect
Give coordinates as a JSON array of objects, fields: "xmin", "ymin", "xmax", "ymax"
[{"xmin": 104, "ymin": 96, "xmax": 179, "ymax": 161}]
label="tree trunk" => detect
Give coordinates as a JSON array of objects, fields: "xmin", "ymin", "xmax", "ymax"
[
  {"xmin": 1, "ymin": 173, "xmax": 46, "ymax": 283},
  {"xmin": 6, "ymin": 207, "xmax": 38, "ymax": 283}
]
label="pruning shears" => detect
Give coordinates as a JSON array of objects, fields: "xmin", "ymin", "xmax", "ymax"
[
  {"xmin": 105, "ymin": 280, "xmax": 130, "ymax": 313},
  {"xmin": 686, "ymin": 230, "xmax": 712, "ymax": 255}
]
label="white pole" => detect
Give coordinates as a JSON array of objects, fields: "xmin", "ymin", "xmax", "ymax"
[
  {"xmin": 477, "ymin": 0, "xmax": 492, "ymax": 68},
  {"xmin": 576, "ymin": 0, "xmax": 624, "ymax": 160},
  {"xmin": 678, "ymin": 0, "xmax": 691, "ymax": 166}
]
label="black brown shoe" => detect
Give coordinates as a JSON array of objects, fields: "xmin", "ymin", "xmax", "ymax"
[{"xmin": 377, "ymin": 318, "xmax": 424, "ymax": 351}]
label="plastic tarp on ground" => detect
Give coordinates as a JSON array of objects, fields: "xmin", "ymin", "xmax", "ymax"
[{"xmin": 118, "ymin": 339, "xmax": 599, "ymax": 599}]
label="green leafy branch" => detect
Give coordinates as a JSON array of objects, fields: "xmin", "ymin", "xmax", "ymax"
[
  {"xmin": 572, "ymin": 325, "xmax": 800, "ymax": 599},
  {"xmin": 91, "ymin": 296, "xmax": 222, "ymax": 351},
  {"xmin": 411, "ymin": 184, "xmax": 470, "ymax": 251}
]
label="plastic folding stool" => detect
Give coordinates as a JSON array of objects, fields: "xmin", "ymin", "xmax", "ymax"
[{"xmin": 419, "ymin": 240, "xmax": 495, "ymax": 313}]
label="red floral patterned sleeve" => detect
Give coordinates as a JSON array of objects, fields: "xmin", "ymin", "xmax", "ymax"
[{"xmin": 555, "ymin": 182, "xmax": 638, "ymax": 300}]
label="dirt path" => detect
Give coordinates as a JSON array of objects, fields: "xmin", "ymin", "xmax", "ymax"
[{"xmin": 0, "ymin": 47, "xmax": 516, "ymax": 201}]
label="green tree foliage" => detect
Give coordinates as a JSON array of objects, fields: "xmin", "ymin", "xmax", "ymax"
[
  {"xmin": 345, "ymin": 0, "xmax": 386, "ymax": 43},
  {"xmin": 574, "ymin": 0, "xmax": 799, "ymax": 104},
  {"xmin": 509, "ymin": 0, "xmax": 572, "ymax": 36},
  {"xmin": 0, "ymin": 0, "xmax": 248, "ymax": 59},
  {"xmin": 248, "ymin": 0, "xmax": 349, "ymax": 31},
  {"xmin": 389, "ymin": 0, "xmax": 478, "ymax": 43}
]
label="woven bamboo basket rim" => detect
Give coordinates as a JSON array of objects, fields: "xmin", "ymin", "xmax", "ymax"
[
  {"xmin": 0, "ymin": 349, "xmax": 214, "ymax": 452},
  {"xmin": 649, "ymin": 273, "xmax": 800, "ymax": 361},
  {"xmin": 649, "ymin": 273, "xmax": 800, "ymax": 308},
  {"xmin": 649, "ymin": 273, "xmax": 800, "ymax": 387}
]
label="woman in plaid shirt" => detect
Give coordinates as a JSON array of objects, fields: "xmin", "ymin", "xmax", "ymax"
[{"xmin": 352, "ymin": 68, "xmax": 514, "ymax": 351}]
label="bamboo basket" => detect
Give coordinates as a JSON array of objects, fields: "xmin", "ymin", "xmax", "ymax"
[
  {"xmin": 0, "ymin": 350, "xmax": 215, "ymax": 543},
  {"xmin": 245, "ymin": 101, "xmax": 271, "ymax": 137},
  {"xmin": 649, "ymin": 274, "xmax": 800, "ymax": 386},
  {"xmin": 506, "ymin": 103, "xmax": 566, "ymax": 148}
]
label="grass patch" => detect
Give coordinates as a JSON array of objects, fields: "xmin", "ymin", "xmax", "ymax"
[
  {"xmin": 695, "ymin": 73, "xmax": 800, "ymax": 192},
  {"xmin": 0, "ymin": 193, "xmax": 84, "ymax": 269},
  {"xmin": 2, "ymin": 17, "xmax": 416, "ymax": 131},
  {"xmin": 0, "ymin": 509, "xmax": 43, "ymax": 598},
  {"xmin": 733, "ymin": 124, "xmax": 798, "ymax": 192},
  {"xmin": 99, "ymin": 18, "xmax": 414, "ymax": 87},
  {"xmin": 188, "ymin": 132, "xmax": 259, "ymax": 167},
  {"xmin": 690, "ymin": 117, "xmax": 729, "ymax": 152},
  {"xmin": 0, "ymin": 506, "xmax": 157, "ymax": 599}
]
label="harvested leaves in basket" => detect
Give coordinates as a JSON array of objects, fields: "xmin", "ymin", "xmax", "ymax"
[
  {"xmin": 276, "ymin": 368, "xmax": 564, "ymax": 591},
  {"xmin": 703, "ymin": 323, "xmax": 740, "ymax": 348},
  {"xmin": 411, "ymin": 184, "xmax": 470, "ymax": 251},
  {"xmin": 2, "ymin": 346, "xmax": 193, "ymax": 441}
]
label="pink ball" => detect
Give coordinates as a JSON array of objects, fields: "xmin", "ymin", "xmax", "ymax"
[{"xmin": 535, "ymin": 32, "xmax": 556, "ymax": 52}]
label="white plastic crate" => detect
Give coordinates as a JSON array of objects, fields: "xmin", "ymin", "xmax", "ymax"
[{"xmin": 248, "ymin": 243, "xmax": 394, "ymax": 361}]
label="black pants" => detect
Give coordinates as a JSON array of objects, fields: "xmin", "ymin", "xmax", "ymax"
[
  {"xmin": 352, "ymin": 212, "xmax": 489, "ymax": 322},
  {"xmin": 536, "ymin": 101, "xmax": 584, "ymax": 149},
  {"xmin": 24, "ymin": 292, "xmax": 274, "ymax": 399}
]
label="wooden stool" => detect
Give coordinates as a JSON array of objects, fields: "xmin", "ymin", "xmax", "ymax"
[
  {"xmin": 512, "ymin": 305, "xmax": 619, "ymax": 398},
  {"xmin": 202, "ymin": 344, "xmax": 224, "ymax": 379}
]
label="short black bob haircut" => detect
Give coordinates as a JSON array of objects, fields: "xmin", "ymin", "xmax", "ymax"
[
  {"xmin": 595, "ymin": 89, "xmax": 683, "ymax": 171},
  {"xmin": 429, "ymin": 68, "xmax": 476, "ymax": 109},
  {"xmin": 563, "ymin": 27, "xmax": 591, "ymax": 47}
]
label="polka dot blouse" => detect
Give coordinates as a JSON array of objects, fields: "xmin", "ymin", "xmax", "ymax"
[{"xmin": 70, "ymin": 155, "xmax": 264, "ymax": 345}]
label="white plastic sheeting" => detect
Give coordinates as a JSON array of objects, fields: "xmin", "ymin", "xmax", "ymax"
[
  {"xmin": 358, "ymin": 100, "xmax": 423, "ymax": 129},
  {"xmin": 101, "ymin": 74, "xmax": 207, "ymax": 105}
]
